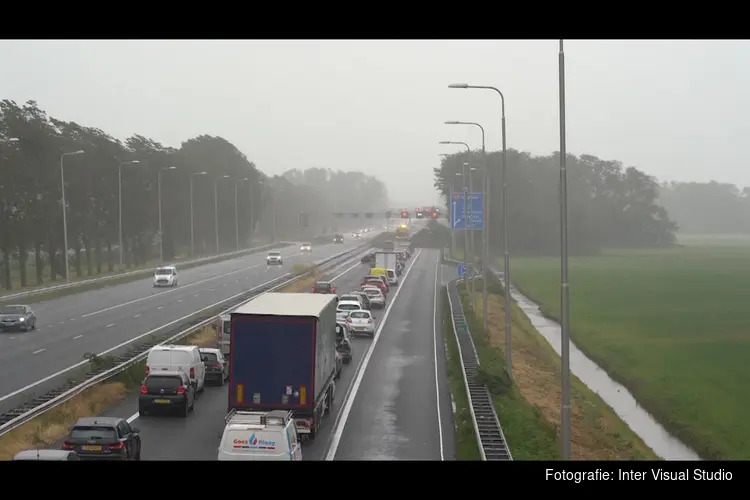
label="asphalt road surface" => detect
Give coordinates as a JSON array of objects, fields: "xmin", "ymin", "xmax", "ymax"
[
  {"xmin": 0, "ymin": 237, "xmax": 372, "ymax": 402},
  {"xmin": 77, "ymin": 248, "xmax": 454, "ymax": 460}
]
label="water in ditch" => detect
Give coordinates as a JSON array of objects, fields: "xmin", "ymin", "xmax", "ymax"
[{"xmin": 497, "ymin": 273, "xmax": 700, "ymax": 460}]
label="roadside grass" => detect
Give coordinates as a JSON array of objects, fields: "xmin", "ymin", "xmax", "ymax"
[
  {"xmin": 0, "ymin": 323, "xmax": 219, "ymax": 459},
  {"xmin": 441, "ymin": 289, "xmax": 482, "ymax": 460},
  {"xmin": 0, "ymin": 242, "xmax": 286, "ymax": 305},
  {"xmin": 508, "ymin": 245, "xmax": 750, "ymax": 459},
  {"xmin": 456, "ymin": 282, "xmax": 656, "ymax": 460}
]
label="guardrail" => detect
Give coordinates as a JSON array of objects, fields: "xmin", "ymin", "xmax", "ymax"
[
  {"xmin": 0, "ymin": 242, "xmax": 295, "ymax": 302},
  {"xmin": 0, "ymin": 240, "xmax": 376, "ymax": 437},
  {"xmin": 445, "ymin": 274, "xmax": 512, "ymax": 460}
]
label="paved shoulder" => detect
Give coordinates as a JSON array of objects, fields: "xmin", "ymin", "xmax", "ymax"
[{"xmin": 329, "ymin": 249, "xmax": 453, "ymax": 460}]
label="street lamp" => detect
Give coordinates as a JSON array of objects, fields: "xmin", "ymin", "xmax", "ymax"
[
  {"xmin": 557, "ymin": 39, "xmax": 572, "ymax": 461},
  {"xmin": 235, "ymin": 178, "xmax": 249, "ymax": 251},
  {"xmin": 189, "ymin": 172, "xmax": 207, "ymax": 256},
  {"xmin": 157, "ymin": 166, "xmax": 177, "ymax": 262},
  {"xmin": 439, "ymin": 153, "xmax": 457, "ymax": 255},
  {"xmin": 118, "ymin": 160, "xmax": 141, "ymax": 266},
  {"xmin": 439, "ymin": 141, "xmax": 471, "ymax": 293},
  {"xmin": 60, "ymin": 150, "xmax": 85, "ymax": 283},
  {"xmin": 446, "ymin": 120, "xmax": 490, "ymax": 333},
  {"xmin": 448, "ymin": 82, "xmax": 512, "ymax": 379},
  {"xmin": 214, "ymin": 175, "xmax": 230, "ymax": 254}
]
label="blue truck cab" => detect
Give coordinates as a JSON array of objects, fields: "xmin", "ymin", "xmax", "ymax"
[{"xmin": 229, "ymin": 292, "xmax": 338, "ymax": 440}]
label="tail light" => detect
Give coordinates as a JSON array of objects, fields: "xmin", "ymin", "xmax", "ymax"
[
  {"xmin": 61, "ymin": 441, "xmax": 74, "ymax": 450},
  {"xmin": 312, "ymin": 287, "xmax": 315, "ymax": 292},
  {"xmin": 330, "ymin": 288, "xmax": 335, "ymax": 293},
  {"xmin": 140, "ymin": 384, "xmax": 148, "ymax": 395},
  {"xmin": 108, "ymin": 441, "xmax": 124, "ymax": 450},
  {"xmin": 176, "ymin": 385, "xmax": 185, "ymax": 395},
  {"xmin": 145, "ymin": 365, "xmax": 150, "ymax": 376},
  {"xmin": 346, "ymin": 317, "xmax": 352, "ymax": 324},
  {"xmin": 212, "ymin": 363, "xmax": 221, "ymax": 369},
  {"xmin": 189, "ymin": 367, "xmax": 195, "ymax": 378}
]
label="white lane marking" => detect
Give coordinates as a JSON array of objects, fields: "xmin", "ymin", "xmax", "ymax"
[
  {"xmin": 157, "ymin": 306, "xmax": 163, "ymax": 310},
  {"xmin": 9, "ymin": 337, "xmax": 15, "ymax": 340},
  {"xmin": 126, "ymin": 412, "xmax": 139, "ymax": 424},
  {"xmin": 58, "ymin": 322, "xmax": 64, "ymax": 325},
  {"xmin": 209, "ymin": 289, "xmax": 214, "ymax": 292},
  {"xmin": 330, "ymin": 260, "xmax": 365, "ymax": 282},
  {"xmin": 78, "ymin": 257, "xmax": 286, "ymax": 318},
  {"xmin": 73, "ymin": 335, "xmax": 83, "ymax": 340},
  {"xmin": 134, "ymin": 313, "xmax": 141, "ymax": 318},
  {"xmin": 325, "ymin": 249, "xmax": 423, "ymax": 460},
  {"xmin": 70, "ymin": 318, "xmax": 75, "ymax": 321},
  {"xmin": 178, "ymin": 299, "xmax": 183, "ymax": 303},
  {"xmin": 194, "ymin": 294, "xmax": 199, "ymax": 297},
  {"xmin": 106, "ymin": 323, "xmax": 115, "ymax": 328},
  {"xmin": 0, "ymin": 268, "xmax": 318, "ymax": 404},
  {"xmin": 432, "ymin": 253, "xmax": 445, "ymax": 460},
  {"xmin": 32, "ymin": 348, "xmax": 46, "ymax": 355}
]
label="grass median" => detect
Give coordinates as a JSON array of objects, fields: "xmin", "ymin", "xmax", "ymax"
[
  {"xmin": 510, "ymin": 245, "xmax": 750, "ymax": 459},
  {"xmin": 0, "ymin": 242, "xmax": 288, "ymax": 306},
  {"xmin": 450, "ymin": 281, "xmax": 656, "ymax": 460}
]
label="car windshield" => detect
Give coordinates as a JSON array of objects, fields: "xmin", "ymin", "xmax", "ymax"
[
  {"xmin": 302, "ymin": 243, "xmax": 311, "ymax": 246},
  {"xmin": 364, "ymin": 289, "xmax": 381, "ymax": 297},
  {"xmin": 269, "ymin": 252, "xmax": 280, "ymax": 256},
  {"xmin": 146, "ymin": 375, "xmax": 182, "ymax": 391},
  {"xmin": 350, "ymin": 311, "xmax": 370, "ymax": 319},
  {"xmin": 338, "ymin": 303, "xmax": 360, "ymax": 311},
  {"xmin": 155, "ymin": 268, "xmax": 172, "ymax": 275},
  {"xmin": 0, "ymin": 306, "xmax": 25, "ymax": 314},
  {"xmin": 70, "ymin": 426, "xmax": 117, "ymax": 440},
  {"xmin": 202, "ymin": 352, "xmax": 218, "ymax": 362}
]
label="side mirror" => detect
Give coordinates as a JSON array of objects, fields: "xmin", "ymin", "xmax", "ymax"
[{"xmin": 132, "ymin": 427, "xmax": 140, "ymax": 434}]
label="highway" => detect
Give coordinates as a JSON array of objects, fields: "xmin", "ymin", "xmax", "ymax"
[
  {"xmin": 79, "ymin": 247, "xmax": 455, "ymax": 460},
  {"xmin": 0, "ymin": 236, "xmax": 374, "ymax": 403}
]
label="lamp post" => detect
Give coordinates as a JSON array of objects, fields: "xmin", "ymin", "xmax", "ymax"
[
  {"xmin": 189, "ymin": 172, "xmax": 207, "ymax": 256},
  {"xmin": 118, "ymin": 160, "xmax": 141, "ymax": 267},
  {"xmin": 558, "ymin": 39, "xmax": 572, "ymax": 461},
  {"xmin": 449, "ymin": 82, "xmax": 512, "ymax": 378},
  {"xmin": 439, "ymin": 141, "xmax": 472, "ymax": 294},
  {"xmin": 214, "ymin": 175, "xmax": 230, "ymax": 254},
  {"xmin": 439, "ymin": 153, "xmax": 457, "ymax": 256},
  {"xmin": 445, "ymin": 120, "xmax": 489, "ymax": 332},
  {"xmin": 60, "ymin": 150, "xmax": 85, "ymax": 283},
  {"xmin": 157, "ymin": 166, "xmax": 177, "ymax": 263},
  {"xmin": 235, "ymin": 178, "xmax": 248, "ymax": 252}
]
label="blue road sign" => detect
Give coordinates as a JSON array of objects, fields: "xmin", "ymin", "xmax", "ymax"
[
  {"xmin": 450, "ymin": 191, "xmax": 483, "ymax": 230},
  {"xmin": 457, "ymin": 263, "xmax": 465, "ymax": 277}
]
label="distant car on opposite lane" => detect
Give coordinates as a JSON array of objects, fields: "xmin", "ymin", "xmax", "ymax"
[
  {"xmin": 0, "ymin": 304, "xmax": 36, "ymax": 332},
  {"xmin": 333, "ymin": 234, "xmax": 344, "ymax": 244},
  {"xmin": 266, "ymin": 251, "xmax": 283, "ymax": 265},
  {"xmin": 153, "ymin": 265, "xmax": 179, "ymax": 287},
  {"xmin": 300, "ymin": 243, "xmax": 312, "ymax": 252}
]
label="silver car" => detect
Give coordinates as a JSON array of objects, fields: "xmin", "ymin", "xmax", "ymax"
[
  {"xmin": 266, "ymin": 251, "xmax": 283, "ymax": 265},
  {"xmin": 363, "ymin": 287, "xmax": 386, "ymax": 309}
]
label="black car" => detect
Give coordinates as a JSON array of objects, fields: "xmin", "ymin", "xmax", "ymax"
[
  {"xmin": 360, "ymin": 252, "xmax": 376, "ymax": 264},
  {"xmin": 62, "ymin": 417, "xmax": 141, "ymax": 461},
  {"xmin": 312, "ymin": 281, "xmax": 336, "ymax": 294},
  {"xmin": 333, "ymin": 234, "xmax": 344, "ymax": 244},
  {"xmin": 200, "ymin": 348, "xmax": 228, "ymax": 386},
  {"xmin": 335, "ymin": 323, "xmax": 353, "ymax": 364},
  {"xmin": 0, "ymin": 304, "xmax": 36, "ymax": 332},
  {"xmin": 138, "ymin": 371, "xmax": 195, "ymax": 417}
]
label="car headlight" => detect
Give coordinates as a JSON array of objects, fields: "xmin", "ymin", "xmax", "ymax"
[{"xmin": 19, "ymin": 317, "xmax": 25, "ymax": 322}]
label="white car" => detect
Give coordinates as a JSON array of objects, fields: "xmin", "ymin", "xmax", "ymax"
[
  {"xmin": 300, "ymin": 243, "xmax": 312, "ymax": 252},
  {"xmin": 346, "ymin": 310, "xmax": 376, "ymax": 337},
  {"xmin": 153, "ymin": 266, "xmax": 178, "ymax": 287},
  {"xmin": 266, "ymin": 251, "xmax": 283, "ymax": 265},
  {"xmin": 363, "ymin": 286, "xmax": 386, "ymax": 309},
  {"xmin": 336, "ymin": 300, "xmax": 362, "ymax": 322}
]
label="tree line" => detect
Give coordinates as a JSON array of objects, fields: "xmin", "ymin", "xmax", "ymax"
[
  {"xmin": 0, "ymin": 99, "xmax": 389, "ymax": 290},
  {"xmin": 433, "ymin": 149, "xmax": 677, "ymax": 256},
  {"xmin": 657, "ymin": 181, "xmax": 750, "ymax": 235}
]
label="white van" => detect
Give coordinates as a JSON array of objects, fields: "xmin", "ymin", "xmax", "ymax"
[
  {"xmin": 386, "ymin": 269, "xmax": 398, "ymax": 286},
  {"xmin": 218, "ymin": 410, "xmax": 302, "ymax": 461},
  {"xmin": 145, "ymin": 345, "xmax": 206, "ymax": 393}
]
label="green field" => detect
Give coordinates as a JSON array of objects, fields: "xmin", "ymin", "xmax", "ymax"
[{"xmin": 510, "ymin": 244, "xmax": 750, "ymax": 459}]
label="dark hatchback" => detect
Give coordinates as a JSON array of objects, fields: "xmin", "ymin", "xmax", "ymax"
[
  {"xmin": 312, "ymin": 281, "xmax": 336, "ymax": 294},
  {"xmin": 200, "ymin": 348, "xmax": 228, "ymax": 386},
  {"xmin": 0, "ymin": 304, "xmax": 36, "ymax": 332},
  {"xmin": 333, "ymin": 234, "xmax": 344, "ymax": 244},
  {"xmin": 62, "ymin": 417, "xmax": 141, "ymax": 460},
  {"xmin": 139, "ymin": 371, "xmax": 195, "ymax": 417}
]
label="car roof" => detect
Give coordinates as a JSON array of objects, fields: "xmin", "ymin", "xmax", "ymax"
[
  {"xmin": 151, "ymin": 344, "xmax": 198, "ymax": 352},
  {"xmin": 74, "ymin": 417, "xmax": 122, "ymax": 427},
  {"xmin": 337, "ymin": 300, "xmax": 361, "ymax": 307},
  {"xmin": 157, "ymin": 265, "xmax": 176, "ymax": 270},
  {"xmin": 2, "ymin": 304, "xmax": 28, "ymax": 309},
  {"xmin": 235, "ymin": 292, "xmax": 337, "ymax": 317},
  {"xmin": 302, "ymin": 242, "xmax": 311, "ymax": 245},
  {"xmin": 199, "ymin": 347, "xmax": 221, "ymax": 354},
  {"xmin": 314, "ymin": 281, "xmax": 332, "ymax": 286},
  {"xmin": 13, "ymin": 449, "xmax": 76, "ymax": 460}
]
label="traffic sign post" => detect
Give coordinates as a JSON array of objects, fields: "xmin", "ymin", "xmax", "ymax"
[
  {"xmin": 450, "ymin": 192, "xmax": 483, "ymax": 230},
  {"xmin": 457, "ymin": 263, "xmax": 466, "ymax": 277}
]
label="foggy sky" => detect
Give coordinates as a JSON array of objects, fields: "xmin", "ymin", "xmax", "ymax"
[{"xmin": 2, "ymin": 39, "xmax": 748, "ymax": 207}]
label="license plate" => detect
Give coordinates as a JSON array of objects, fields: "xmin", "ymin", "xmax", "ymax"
[
  {"xmin": 153, "ymin": 399, "xmax": 170, "ymax": 404},
  {"xmin": 82, "ymin": 445, "xmax": 102, "ymax": 452}
]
